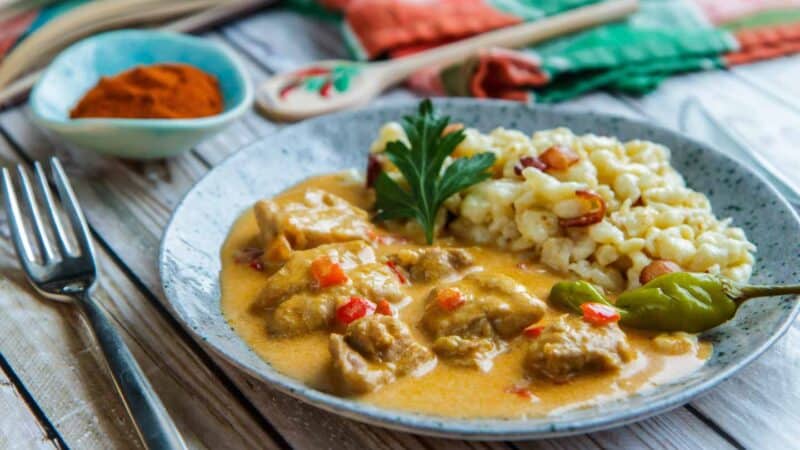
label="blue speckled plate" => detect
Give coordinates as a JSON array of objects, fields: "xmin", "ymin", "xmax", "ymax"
[{"xmin": 159, "ymin": 99, "xmax": 800, "ymax": 439}]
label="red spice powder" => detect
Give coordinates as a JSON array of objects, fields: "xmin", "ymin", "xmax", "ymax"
[{"xmin": 70, "ymin": 63, "xmax": 223, "ymax": 119}]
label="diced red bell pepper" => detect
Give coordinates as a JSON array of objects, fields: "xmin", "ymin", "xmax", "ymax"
[
  {"xmin": 386, "ymin": 261, "xmax": 407, "ymax": 284},
  {"xmin": 436, "ymin": 287, "xmax": 464, "ymax": 311},
  {"xmin": 310, "ymin": 255, "xmax": 348, "ymax": 288},
  {"xmin": 558, "ymin": 190, "xmax": 606, "ymax": 228},
  {"xmin": 581, "ymin": 302, "xmax": 621, "ymax": 325},
  {"xmin": 513, "ymin": 155, "xmax": 547, "ymax": 176},
  {"xmin": 376, "ymin": 299, "xmax": 393, "ymax": 316},
  {"xmin": 523, "ymin": 325, "xmax": 544, "ymax": 338},
  {"xmin": 336, "ymin": 296, "xmax": 376, "ymax": 325},
  {"xmin": 539, "ymin": 145, "xmax": 579, "ymax": 171},
  {"xmin": 505, "ymin": 385, "xmax": 534, "ymax": 400}
]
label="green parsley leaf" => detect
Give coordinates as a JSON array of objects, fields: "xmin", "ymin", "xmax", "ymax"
[{"xmin": 374, "ymin": 99, "xmax": 496, "ymax": 244}]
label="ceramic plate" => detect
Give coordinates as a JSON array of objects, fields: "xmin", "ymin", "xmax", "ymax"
[{"xmin": 160, "ymin": 100, "xmax": 800, "ymax": 439}]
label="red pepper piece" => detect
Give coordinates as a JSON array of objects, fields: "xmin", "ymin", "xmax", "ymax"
[
  {"xmin": 514, "ymin": 155, "xmax": 547, "ymax": 176},
  {"xmin": 386, "ymin": 260, "xmax": 407, "ymax": 284},
  {"xmin": 310, "ymin": 256, "xmax": 348, "ymax": 288},
  {"xmin": 376, "ymin": 299, "xmax": 393, "ymax": 316},
  {"xmin": 539, "ymin": 145, "xmax": 579, "ymax": 171},
  {"xmin": 436, "ymin": 287, "xmax": 464, "ymax": 311},
  {"xmin": 581, "ymin": 302, "xmax": 621, "ymax": 325},
  {"xmin": 336, "ymin": 296, "xmax": 376, "ymax": 325},
  {"xmin": 558, "ymin": 190, "xmax": 606, "ymax": 228},
  {"xmin": 523, "ymin": 325, "xmax": 544, "ymax": 338},
  {"xmin": 505, "ymin": 385, "xmax": 534, "ymax": 400}
]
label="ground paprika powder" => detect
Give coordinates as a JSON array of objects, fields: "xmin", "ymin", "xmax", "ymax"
[{"xmin": 70, "ymin": 63, "xmax": 223, "ymax": 119}]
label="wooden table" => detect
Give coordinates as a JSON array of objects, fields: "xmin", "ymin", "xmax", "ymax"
[{"xmin": 1, "ymin": 7, "xmax": 798, "ymax": 450}]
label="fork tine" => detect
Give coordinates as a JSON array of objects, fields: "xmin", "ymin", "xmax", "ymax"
[
  {"xmin": 34, "ymin": 161, "xmax": 72, "ymax": 256},
  {"xmin": 16, "ymin": 165, "xmax": 56, "ymax": 262},
  {"xmin": 49, "ymin": 158, "xmax": 94, "ymax": 260},
  {"xmin": 2, "ymin": 167, "xmax": 37, "ymax": 270}
]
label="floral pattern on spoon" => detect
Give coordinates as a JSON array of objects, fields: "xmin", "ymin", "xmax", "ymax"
[{"xmin": 279, "ymin": 63, "xmax": 362, "ymax": 99}]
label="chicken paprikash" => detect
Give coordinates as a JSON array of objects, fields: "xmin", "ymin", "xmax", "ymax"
[{"xmin": 218, "ymin": 101, "xmax": 790, "ymax": 419}]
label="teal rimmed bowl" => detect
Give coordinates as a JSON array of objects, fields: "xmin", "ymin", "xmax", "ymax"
[{"xmin": 29, "ymin": 30, "xmax": 253, "ymax": 159}]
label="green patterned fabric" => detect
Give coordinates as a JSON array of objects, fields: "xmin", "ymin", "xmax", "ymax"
[
  {"xmin": 487, "ymin": 0, "xmax": 600, "ymax": 20},
  {"xmin": 286, "ymin": 0, "xmax": 794, "ymax": 102},
  {"xmin": 517, "ymin": 0, "xmax": 737, "ymax": 100}
]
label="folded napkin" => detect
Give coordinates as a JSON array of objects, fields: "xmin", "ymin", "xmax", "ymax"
[{"xmin": 293, "ymin": 0, "xmax": 800, "ymax": 102}]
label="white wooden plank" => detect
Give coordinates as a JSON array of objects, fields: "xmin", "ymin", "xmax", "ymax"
[
  {"xmin": 551, "ymin": 92, "xmax": 644, "ymax": 120},
  {"xmin": 0, "ymin": 141, "xmax": 281, "ymax": 450},
  {"xmin": 730, "ymin": 56, "xmax": 800, "ymax": 111},
  {"xmin": 618, "ymin": 67, "xmax": 800, "ymax": 192},
  {"xmin": 222, "ymin": 9, "xmax": 349, "ymax": 74},
  {"xmin": 0, "ymin": 368, "xmax": 61, "ymax": 450},
  {"xmin": 586, "ymin": 407, "xmax": 735, "ymax": 450}
]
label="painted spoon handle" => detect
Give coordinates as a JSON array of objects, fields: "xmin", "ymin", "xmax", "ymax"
[{"xmin": 375, "ymin": 0, "xmax": 638, "ymax": 85}]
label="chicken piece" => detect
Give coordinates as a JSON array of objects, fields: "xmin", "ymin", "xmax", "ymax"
[
  {"xmin": 421, "ymin": 273, "xmax": 545, "ymax": 368},
  {"xmin": 253, "ymin": 241, "xmax": 406, "ymax": 337},
  {"xmin": 422, "ymin": 273, "xmax": 545, "ymax": 339},
  {"xmin": 329, "ymin": 315, "xmax": 435, "ymax": 395},
  {"xmin": 389, "ymin": 247, "xmax": 473, "ymax": 282},
  {"xmin": 254, "ymin": 189, "xmax": 372, "ymax": 262},
  {"xmin": 431, "ymin": 336, "xmax": 497, "ymax": 371},
  {"xmin": 524, "ymin": 315, "xmax": 634, "ymax": 383},
  {"xmin": 329, "ymin": 335, "xmax": 393, "ymax": 395},
  {"xmin": 268, "ymin": 294, "xmax": 337, "ymax": 336},
  {"xmin": 255, "ymin": 241, "xmax": 376, "ymax": 309},
  {"xmin": 345, "ymin": 315, "xmax": 434, "ymax": 374}
]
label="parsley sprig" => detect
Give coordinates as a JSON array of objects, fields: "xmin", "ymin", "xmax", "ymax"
[{"xmin": 374, "ymin": 100, "xmax": 496, "ymax": 244}]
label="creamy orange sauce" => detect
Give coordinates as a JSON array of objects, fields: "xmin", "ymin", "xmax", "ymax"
[{"xmin": 221, "ymin": 173, "xmax": 711, "ymax": 419}]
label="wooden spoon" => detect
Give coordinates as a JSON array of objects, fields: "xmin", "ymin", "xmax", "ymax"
[{"xmin": 256, "ymin": 0, "xmax": 638, "ymax": 122}]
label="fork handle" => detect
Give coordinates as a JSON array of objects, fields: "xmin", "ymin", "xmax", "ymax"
[{"xmin": 78, "ymin": 292, "xmax": 188, "ymax": 450}]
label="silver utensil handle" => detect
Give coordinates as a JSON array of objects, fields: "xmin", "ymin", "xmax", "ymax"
[{"xmin": 78, "ymin": 291, "xmax": 188, "ymax": 450}]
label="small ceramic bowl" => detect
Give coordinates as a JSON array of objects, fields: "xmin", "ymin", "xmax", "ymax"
[{"xmin": 29, "ymin": 30, "xmax": 253, "ymax": 159}]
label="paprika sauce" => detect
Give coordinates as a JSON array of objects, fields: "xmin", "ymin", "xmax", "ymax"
[{"xmin": 220, "ymin": 173, "xmax": 713, "ymax": 419}]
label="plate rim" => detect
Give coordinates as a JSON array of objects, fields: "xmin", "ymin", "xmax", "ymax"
[{"xmin": 159, "ymin": 98, "xmax": 800, "ymax": 439}]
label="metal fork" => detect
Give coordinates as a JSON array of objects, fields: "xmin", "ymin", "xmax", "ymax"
[{"xmin": 1, "ymin": 158, "xmax": 187, "ymax": 450}]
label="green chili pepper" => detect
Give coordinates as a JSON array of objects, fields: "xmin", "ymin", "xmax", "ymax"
[{"xmin": 548, "ymin": 273, "xmax": 800, "ymax": 333}]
